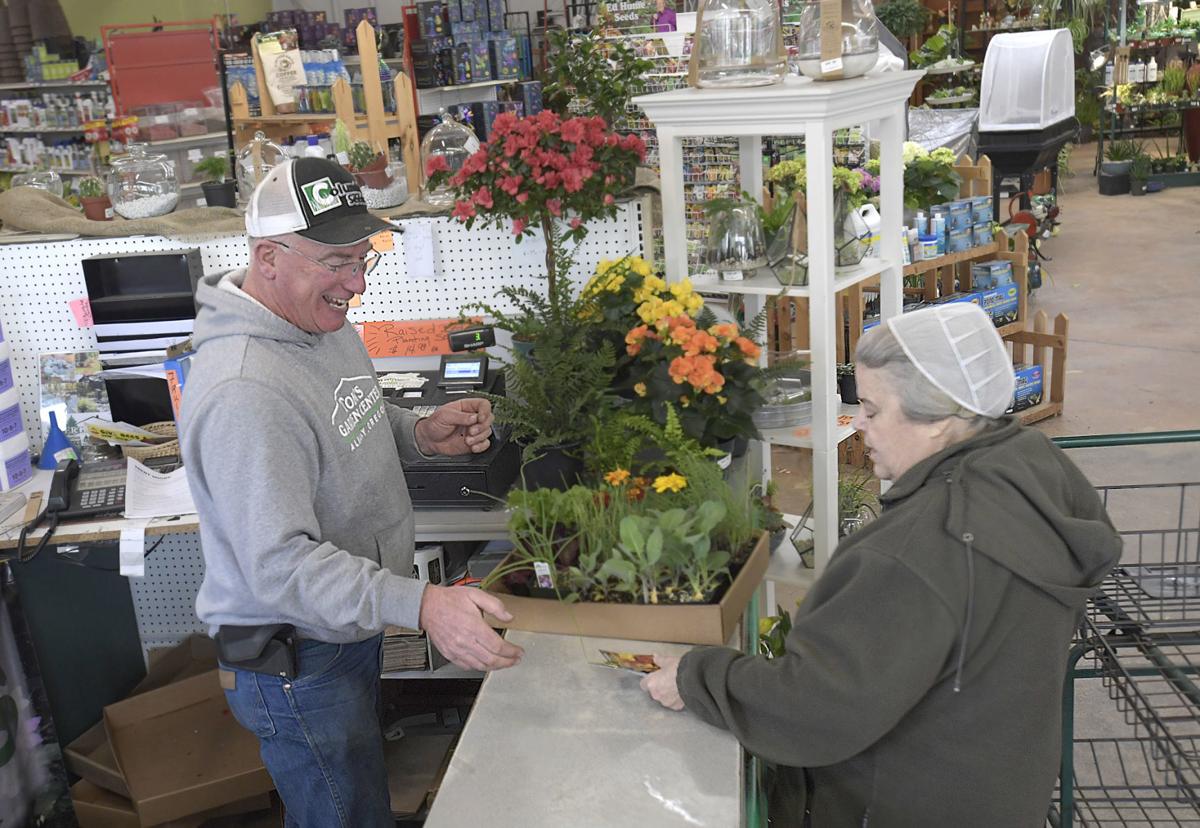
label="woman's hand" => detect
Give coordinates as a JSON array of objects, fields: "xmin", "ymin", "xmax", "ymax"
[{"xmin": 640, "ymin": 654, "xmax": 685, "ymax": 711}]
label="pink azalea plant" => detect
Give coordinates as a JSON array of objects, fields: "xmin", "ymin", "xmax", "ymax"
[{"xmin": 426, "ymin": 109, "xmax": 645, "ymax": 314}]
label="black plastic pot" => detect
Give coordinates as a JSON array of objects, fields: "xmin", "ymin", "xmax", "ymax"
[
  {"xmin": 837, "ymin": 373, "xmax": 859, "ymax": 405},
  {"xmin": 1098, "ymin": 170, "xmax": 1130, "ymax": 197},
  {"xmin": 1130, "ymin": 178, "xmax": 1147, "ymax": 196},
  {"xmin": 202, "ymin": 180, "xmax": 237, "ymax": 208},
  {"xmin": 519, "ymin": 444, "xmax": 583, "ymax": 490}
]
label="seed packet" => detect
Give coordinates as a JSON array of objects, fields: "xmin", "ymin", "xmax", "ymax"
[{"xmin": 594, "ymin": 650, "xmax": 660, "ymax": 674}]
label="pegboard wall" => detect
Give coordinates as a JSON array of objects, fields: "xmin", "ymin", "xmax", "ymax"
[
  {"xmin": 126, "ymin": 532, "xmax": 209, "ymax": 652},
  {"xmin": 0, "ymin": 202, "xmax": 643, "ymax": 449},
  {"xmin": 0, "ymin": 204, "xmax": 642, "ymax": 656}
]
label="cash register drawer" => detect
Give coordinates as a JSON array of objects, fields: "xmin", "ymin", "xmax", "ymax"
[{"xmin": 403, "ymin": 439, "xmax": 519, "ymax": 507}]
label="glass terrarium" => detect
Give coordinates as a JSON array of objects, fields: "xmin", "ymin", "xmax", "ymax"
[
  {"xmin": 421, "ymin": 109, "xmax": 480, "ymax": 208},
  {"xmin": 10, "ymin": 169, "xmax": 63, "ymax": 198},
  {"xmin": 108, "ymin": 143, "xmax": 180, "ymax": 219},
  {"xmin": 693, "ymin": 0, "xmax": 786, "ymax": 87},
  {"xmin": 707, "ymin": 201, "xmax": 767, "ymax": 277},
  {"xmin": 236, "ymin": 131, "xmax": 287, "ymax": 205},
  {"xmin": 360, "ymin": 158, "xmax": 409, "ymax": 210},
  {"xmin": 796, "ymin": 0, "xmax": 880, "ymax": 81}
]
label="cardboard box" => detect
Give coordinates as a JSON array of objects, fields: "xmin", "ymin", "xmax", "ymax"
[
  {"xmin": 489, "ymin": 37, "xmax": 520, "ymax": 80},
  {"xmin": 104, "ymin": 671, "xmax": 274, "ymax": 826},
  {"xmin": 978, "ymin": 284, "xmax": 1019, "ymax": 326},
  {"xmin": 66, "ymin": 636, "xmax": 220, "ymax": 797},
  {"xmin": 516, "ymin": 80, "xmax": 543, "ymax": 116},
  {"xmin": 970, "ymin": 260, "xmax": 1014, "ymax": 291},
  {"xmin": 484, "ymin": 532, "xmax": 770, "ymax": 645},
  {"xmin": 1009, "ymin": 363, "xmax": 1043, "ymax": 412},
  {"xmin": 71, "ymin": 780, "xmax": 272, "ymax": 828}
]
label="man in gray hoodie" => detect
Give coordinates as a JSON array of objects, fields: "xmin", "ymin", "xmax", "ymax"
[{"xmin": 181, "ymin": 158, "xmax": 523, "ymax": 826}]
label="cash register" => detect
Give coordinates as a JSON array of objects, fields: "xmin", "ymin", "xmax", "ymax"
[{"xmin": 380, "ymin": 352, "xmax": 519, "ymax": 507}]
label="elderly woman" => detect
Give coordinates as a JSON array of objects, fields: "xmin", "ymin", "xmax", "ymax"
[{"xmin": 642, "ymin": 303, "xmax": 1121, "ymax": 826}]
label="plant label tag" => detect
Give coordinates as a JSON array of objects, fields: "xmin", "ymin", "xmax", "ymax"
[
  {"xmin": 821, "ymin": 58, "xmax": 844, "ymax": 74},
  {"xmin": 336, "ymin": 151, "xmax": 350, "ymax": 165},
  {"xmin": 533, "ymin": 561, "xmax": 554, "ymax": 589},
  {"xmin": 187, "ymin": 148, "xmax": 204, "ymax": 161},
  {"xmin": 722, "ymin": 270, "xmax": 744, "ymax": 281},
  {"xmin": 717, "ymin": 452, "xmax": 732, "ymax": 470}
]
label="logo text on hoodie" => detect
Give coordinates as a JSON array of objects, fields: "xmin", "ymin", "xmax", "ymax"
[{"xmin": 332, "ymin": 376, "xmax": 384, "ymax": 451}]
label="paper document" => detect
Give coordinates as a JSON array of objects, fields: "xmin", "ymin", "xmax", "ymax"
[
  {"xmin": 123, "ymin": 459, "xmax": 197, "ymax": 519},
  {"xmin": 378, "ymin": 372, "xmax": 428, "ymax": 391},
  {"xmin": 119, "ymin": 518, "xmax": 152, "ymax": 577}
]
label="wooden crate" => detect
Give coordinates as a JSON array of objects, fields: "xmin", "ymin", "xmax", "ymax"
[
  {"xmin": 1006, "ymin": 310, "xmax": 1069, "ymax": 424},
  {"xmin": 228, "ymin": 20, "xmax": 421, "ymax": 196}
]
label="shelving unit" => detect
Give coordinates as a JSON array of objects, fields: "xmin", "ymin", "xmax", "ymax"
[
  {"xmin": 228, "ymin": 20, "xmax": 421, "ymax": 195},
  {"xmin": 635, "ymin": 71, "xmax": 921, "ymax": 572}
]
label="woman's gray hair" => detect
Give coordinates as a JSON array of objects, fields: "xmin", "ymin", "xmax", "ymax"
[{"xmin": 855, "ymin": 322, "xmax": 997, "ymax": 429}]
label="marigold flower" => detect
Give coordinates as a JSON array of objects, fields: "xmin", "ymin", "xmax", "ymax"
[
  {"xmin": 653, "ymin": 473, "xmax": 687, "ymax": 494},
  {"xmin": 604, "ymin": 468, "xmax": 631, "ymax": 486}
]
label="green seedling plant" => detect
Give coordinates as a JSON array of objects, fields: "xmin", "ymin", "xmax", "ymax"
[{"xmin": 611, "ymin": 500, "xmax": 729, "ymax": 604}]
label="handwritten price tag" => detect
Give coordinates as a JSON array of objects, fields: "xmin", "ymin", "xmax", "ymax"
[
  {"xmin": 370, "ymin": 231, "xmax": 394, "ymax": 252},
  {"xmin": 358, "ymin": 319, "xmax": 470, "ymax": 358},
  {"xmin": 69, "ymin": 297, "xmax": 93, "ymax": 328}
]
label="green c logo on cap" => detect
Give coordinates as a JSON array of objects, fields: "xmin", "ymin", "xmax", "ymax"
[{"xmin": 301, "ymin": 177, "xmax": 341, "ymax": 215}]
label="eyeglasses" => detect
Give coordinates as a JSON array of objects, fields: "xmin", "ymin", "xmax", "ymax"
[{"xmin": 271, "ymin": 240, "xmax": 382, "ymax": 279}]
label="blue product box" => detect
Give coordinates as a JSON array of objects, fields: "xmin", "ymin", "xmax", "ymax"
[
  {"xmin": 454, "ymin": 42, "xmax": 475, "ymax": 83},
  {"xmin": 448, "ymin": 0, "xmax": 475, "ymax": 22},
  {"xmin": 416, "ymin": 1, "xmax": 449, "ymax": 38},
  {"xmin": 410, "ymin": 36, "xmax": 453, "ymax": 58},
  {"xmin": 972, "ymin": 222, "xmax": 993, "ymax": 248},
  {"xmin": 452, "ymin": 21, "xmax": 484, "ymax": 41},
  {"xmin": 473, "ymin": 0, "xmax": 491, "ymax": 27},
  {"xmin": 969, "ymin": 195, "xmax": 993, "ymax": 225},
  {"xmin": 947, "ymin": 226, "xmax": 972, "ymax": 254},
  {"xmin": 1009, "ymin": 363, "xmax": 1043, "ymax": 412},
  {"xmin": 472, "ymin": 100, "xmax": 524, "ymax": 139},
  {"xmin": 971, "ymin": 260, "xmax": 1014, "ymax": 291},
  {"xmin": 487, "ymin": 0, "xmax": 505, "ymax": 32},
  {"xmin": 448, "ymin": 103, "xmax": 478, "ymax": 133},
  {"xmin": 489, "ymin": 37, "xmax": 520, "ymax": 80},
  {"xmin": 470, "ymin": 40, "xmax": 492, "ymax": 79},
  {"xmin": 934, "ymin": 290, "xmax": 982, "ymax": 308},
  {"xmin": 517, "ymin": 80, "xmax": 542, "ymax": 115},
  {"xmin": 978, "ymin": 284, "xmax": 1019, "ymax": 327},
  {"xmin": 946, "ymin": 199, "xmax": 972, "ymax": 231}
]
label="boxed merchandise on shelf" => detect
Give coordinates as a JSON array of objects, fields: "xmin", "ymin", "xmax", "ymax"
[
  {"xmin": 979, "ymin": 284, "xmax": 1019, "ymax": 326},
  {"xmin": 516, "ymin": 80, "xmax": 542, "ymax": 115},
  {"xmin": 1009, "ymin": 363, "xmax": 1043, "ymax": 412},
  {"xmin": 971, "ymin": 259, "xmax": 1014, "ymax": 290},
  {"xmin": 489, "ymin": 37, "xmax": 521, "ymax": 80}
]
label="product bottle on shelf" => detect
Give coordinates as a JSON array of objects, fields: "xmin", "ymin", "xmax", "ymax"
[
  {"xmin": 1129, "ymin": 59, "xmax": 1145, "ymax": 83},
  {"xmin": 1147, "ymin": 57, "xmax": 1158, "ymax": 83},
  {"xmin": 303, "ymin": 135, "xmax": 324, "ymax": 159},
  {"xmin": 1104, "ymin": 61, "xmax": 1114, "ymax": 86}
]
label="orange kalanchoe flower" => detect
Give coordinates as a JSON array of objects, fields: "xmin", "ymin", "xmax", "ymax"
[
  {"xmin": 734, "ymin": 336, "xmax": 761, "ymax": 360},
  {"xmin": 710, "ymin": 323, "xmax": 739, "ymax": 340},
  {"xmin": 604, "ymin": 468, "xmax": 631, "ymax": 486}
]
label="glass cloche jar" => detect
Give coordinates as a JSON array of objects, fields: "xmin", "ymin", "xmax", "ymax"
[
  {"xmin": 109, "ymin": 143, "xmax": 180, "ymax": 219},
  {"xmin": 707, "ymin": 200, "xmax": 767, "ymax": 278},
  {"xmin": 236, "ymin": 130, "xmax": 288, "ymax": 204},
  {"xmin": 420, "ymin": 108, "xmax": 480, "ymax": 208},
  {"xmin": 796, "ymin": 0, "xmax": 879, "ymax": 81},
  {"xmin": 693, "ymin": 0, "xmax": 786, "ymax": 87},
  {"xmin": 10, "ymin": 169, "xmax": 63, "ymax": 198}
]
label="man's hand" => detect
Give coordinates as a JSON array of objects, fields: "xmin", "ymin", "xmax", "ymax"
[
  {"xmin": 640, "ymin": 654, "xmax": 685, "ymax": 711},
  {"xmin": 414, "ymin": 398, "xmax": 494, "ymax": 456},
  {"xmin": 418, "ymin": 585, "xmax": 524, "ymax": 672}
]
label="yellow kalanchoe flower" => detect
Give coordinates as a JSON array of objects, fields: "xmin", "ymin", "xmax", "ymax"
[
  {"xmin": 652, "ymin": 473, "xmax": 688, "ymax": 493},
  {"xmin": 634, "ymin": 382, "xmax": 647, "ymax": 397}
]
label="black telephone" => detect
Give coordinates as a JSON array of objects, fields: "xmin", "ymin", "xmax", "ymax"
[{"xmin": 18, "ymin": 456, "xmax": 181, "ymax": 562}]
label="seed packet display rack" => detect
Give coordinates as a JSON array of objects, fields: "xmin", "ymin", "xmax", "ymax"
[{"xmin": 634, "ymin": 71, "xmax": 923, "ymax": 573}]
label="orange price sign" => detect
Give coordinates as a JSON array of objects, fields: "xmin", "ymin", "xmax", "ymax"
[{"xmin": 357, "ymin": 318, "xmax": 481, "ymax": 358}]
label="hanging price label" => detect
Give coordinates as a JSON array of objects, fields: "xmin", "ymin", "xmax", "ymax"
[{"xmin": 821, "ymin": 58, "xmax": 844, "ymax": 74}]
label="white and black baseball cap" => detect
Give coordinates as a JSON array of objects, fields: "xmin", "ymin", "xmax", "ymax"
[{"xmin": 245, "ymin": 157, "xmax": 393, "ymax": 246}]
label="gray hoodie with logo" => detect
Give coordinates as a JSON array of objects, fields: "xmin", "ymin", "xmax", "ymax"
[{"xmin": 181, "ymin": 268, "xmax": 428, "ymax": 643}]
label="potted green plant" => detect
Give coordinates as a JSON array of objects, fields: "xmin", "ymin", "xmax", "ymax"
[
  {"xmin": 836, "ymin": 362, "xmax": 858, "ymax": 404},
  {"xmin": 1101, "ymin": 140, "xmax": 1139, "ymax": 176},
  {"xmin": 77, "ymin": 176, "xmax": 112, "ymax": 221},
  {"xmin": 193, "ymin": 152, "xmax": 236, "ymax": 207},
  {"xmin": 346, "ymin": 139, "xmax": 391, "ymax": 189},
  {"xmin": 876, "ymin": 0, "xmax": 931, "ymax": 44},
  {"xmin": 1129, "ymin": 153, "xmax": 1151, "ymax": 196}
]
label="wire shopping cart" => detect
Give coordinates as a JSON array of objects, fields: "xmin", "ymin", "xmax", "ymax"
[{"xmin": 1049, "ymin": 430, "xmax": 1200, "ymax": 828}]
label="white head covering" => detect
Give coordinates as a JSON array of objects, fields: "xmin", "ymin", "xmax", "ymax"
[{"xmin": 885, "ymin": 303, "xmax": 1015, "ymax": 418}]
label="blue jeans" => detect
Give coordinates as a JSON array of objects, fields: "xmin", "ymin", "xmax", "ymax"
[{"xmin": 221, "ymin": 634, "xmax": 392, "ymax": 828}]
